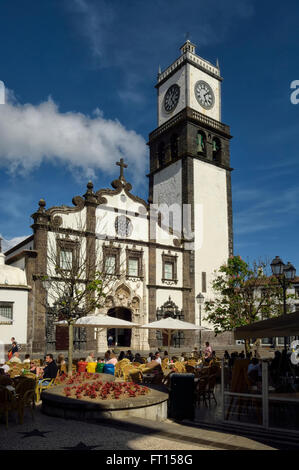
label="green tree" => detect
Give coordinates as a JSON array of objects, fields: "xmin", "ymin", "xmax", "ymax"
[{"xmin": 204, "ymin": 256, "xmax": 293, "ymax": 352}]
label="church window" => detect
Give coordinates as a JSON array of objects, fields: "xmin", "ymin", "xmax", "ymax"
[
  {"xmin": 128, "ymin": 258, "xmax": 138, "ymax": 277},
  {"xmin": 103, "ymin": 246, "xmax": 120, "ymax": 277},
  {"xmin": 162, "ymin": 253, "xmax": 178, "ymax": 283},
  {"xmin": 202, "ymin": 272, "xmax": 207, "ymax": 293},
  {"xmin": 164, "ymin": 262, "xmax": 173, "ymax": 280},
  {"xmin": 60, "ymin": 250, "xmax": 73, "ymax": 271},
  {"xmin": 0, "ymin": 302, "xmax": 13, "ymax": 323},
  {"xmin": 158, "ymin": 142, "xmax": 166, "ymax": 168},
  {"xmin": 170, "ymin": 134, "xmax": 179, "ymax": 160},
  {"xmin": 212, "ymin": 137, "xmax": 221, "ymax": 162},
  {"xmin": 56, "ymin": 239, "xmax": 79, "ymax": 273},
  {"xmin": 115, "ymin": 215, "xmax": 133, "ymax": 238},
  {"xmin": 105, "ymin": 255, "xmax": 116, "ymax": 275},
  {"xmin": 126, "ymin": 248, "xmax": 143, "ymax": 279}
]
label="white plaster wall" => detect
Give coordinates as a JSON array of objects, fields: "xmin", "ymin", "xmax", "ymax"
[
  {"xmin": 158, "ymin": 68, "xmax": 186, "ymax": 126},
  {"xmin": 189, "ymin": 62, "xmax": 221, "ymax": 122},
  {"xmin": 153, "ymin": 160, "xmax": 182, "ymax": 207},
  {"xmin": 156, "ymin": 289, "xmax": 182, "ymax": 311},
  {"xmin": 58, "ymin": 208, "xmax": 87, "ymax": 231},
  {"xmin": 96, "ymin": 190, "xmax": 148, "ymax": 243},
  {"xmin": 0, "ymin": 289, "xmax": 28, "ymax": 344},
  {"xmin": 193, "ymin": 159, "xmax": 229, "ymax": 327}
]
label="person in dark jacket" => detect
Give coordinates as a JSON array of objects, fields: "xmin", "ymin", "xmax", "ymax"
[{"xmin": 39, "ymin": 354, "xmax": 58, "ymax": 384}]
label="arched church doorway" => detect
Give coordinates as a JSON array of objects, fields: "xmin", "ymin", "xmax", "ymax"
[{"xmin": 107, "ymin": 307, "xmax": 132, "ymax": 347}]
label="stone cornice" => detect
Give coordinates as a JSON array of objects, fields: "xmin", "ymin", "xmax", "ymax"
[
  {"xmin": 146, "ymin": 284, "xmax": 191, "ymax": 291},
  {"xmin": 156, "ymin": 53, "xmax": 222, "ymax": 89},
  {"xmin": 96, "ymin": 178, "xmax": 149, "ymax": 210},
  {"xmin": 148, "ymin": 107, "xmax": 231, "ymax": 142},
  {"xmin": 0, "ymin": 284, "xmax": 31, "ymax": 291}
]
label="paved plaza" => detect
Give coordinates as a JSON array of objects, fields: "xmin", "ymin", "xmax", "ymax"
[{"xmin": 0, "ymin": 401, "xmax": 276, "ymax": 451}]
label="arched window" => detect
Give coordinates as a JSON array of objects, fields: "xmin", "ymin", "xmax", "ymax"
[
  {"xmin": 170, "ymin": 134, "xmax": 179, "ymax": 160},
  {"xmin": 196, "ymin": 131, "xmax": 206, "ymax": 155},
  {"xmin": 158, "ymin": 142, "xmax": 165, "ymax": 168},
  {"xmin": 212, "ymin": 137, "xmax": 221, "ymax": 162}
]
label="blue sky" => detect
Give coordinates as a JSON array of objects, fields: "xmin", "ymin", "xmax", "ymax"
[{"xmin": 0, "ymin": 0, "xmax": 298, "ymax": 272}]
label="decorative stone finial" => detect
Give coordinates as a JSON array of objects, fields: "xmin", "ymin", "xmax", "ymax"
[
  {"xmin": 87, "ymin": 181, "xmax": 94, "ymax": 191},
  {"xmin": 38, "ymin": 199, "xmax": 46, "ymax": 212}
]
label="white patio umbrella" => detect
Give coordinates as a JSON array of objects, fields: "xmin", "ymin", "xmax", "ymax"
[
  {"xmin": 55, "ymin": 314, "xmax": 139, "ymax": 329},
  {"xmin": 141, "ymin": 317, "xmax": 211, "ymax": 352},
  {"xmin": 55, "ymin": 314, "xmax": 140, "ymax": 356}
]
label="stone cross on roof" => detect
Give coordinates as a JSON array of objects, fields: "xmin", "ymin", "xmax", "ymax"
[{"xmin": 116, "ymin": 158, "xmax": 128, "ymax": 181}]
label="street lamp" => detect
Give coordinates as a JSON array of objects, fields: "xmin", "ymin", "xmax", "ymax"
[
  {"xmin": 196, "ymin": 293, "xmax": 205, "ymax": 354},
  {"xmin": 270, "ymin": 256, "xmax": 296, "ymax": 350}
]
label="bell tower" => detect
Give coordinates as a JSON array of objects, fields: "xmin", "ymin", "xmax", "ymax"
[{"xmin": 148, "ymin": 40, "xmax": 233, "ymax": 330}]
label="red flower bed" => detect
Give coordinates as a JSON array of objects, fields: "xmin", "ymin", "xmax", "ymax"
[{"xmin": 62, "ymin": 379, "xmax": 150, "ymax": 401}]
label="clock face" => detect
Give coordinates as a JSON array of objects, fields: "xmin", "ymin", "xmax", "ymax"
[
  {"xmin": 194, "ymin": 80, "xmax": 215, "ymax": 110},
  {"xmin": 164, "ymin": 84, "xmax": 180, "ymax": 113},
  {"xmin": 115, "ymin": 215, "xmax": 133, "ymax": 238}
]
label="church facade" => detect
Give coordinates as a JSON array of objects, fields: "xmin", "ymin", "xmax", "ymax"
[{"xmin": 4, "ymin": 41, "xmax": 235, "ymax": 353}]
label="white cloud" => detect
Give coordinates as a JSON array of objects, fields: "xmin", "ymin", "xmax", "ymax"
[
  {"xmin": 0, "ymin": 95, "xmax": 147, "ymax": 181},
  {"xmin": 1, "ymin": 235, "xmax": 30, "ymax": 253}
]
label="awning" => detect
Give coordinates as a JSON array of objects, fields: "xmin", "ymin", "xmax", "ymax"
[{"xmin": 234, "ymin": 311, "xmax": 299, "ymax": 340}]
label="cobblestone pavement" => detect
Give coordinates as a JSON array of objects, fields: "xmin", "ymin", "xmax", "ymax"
[{"xmin": 0, "ymin": 404, "xmax": 275, "ymax": 451}]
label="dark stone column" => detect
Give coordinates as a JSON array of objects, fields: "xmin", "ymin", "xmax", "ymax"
[{"xmin": 30, "ymin": 199, "xmax": 49, "ymax": 353}]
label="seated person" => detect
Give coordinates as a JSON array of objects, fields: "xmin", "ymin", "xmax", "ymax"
[
  {"xmin": 106, "ymin": 353, "xmax": 118, "ymax": 366},
  {"xmin": 85, "ymin": 352, "xmax": 95, "ymax": 363},
  {"xmin": 125, "ymin": 350, "xmax": 134, "ymax": 362},
  {"xmin": 38, "ymin": 354, "xmax": 58, "ymax": 385},
  {"xmin": 154, "ymin": 352, "xmax": 162, "ymax": 365},
  {"xmin": 23, "ymin": 354, "xmax": 31, "ymax": 364},
  {"xmin": 57, "ymin": 354, "xmax": 67, "ymax": 375},
  {"xmin": 179, "ymin": 353, "xmax": 186, "ymax": 362},
  {"xmin": 147, "ymin": 353, "xmax": 154, "ymax": 363},
  {"xmin": 10, "ymin": 351, "xmax": 22, "ymax": 363},
  {"xmin": 118, "ymin": 351, "xmax": 126, "ymax": 361},
  {"xmin": 247, "ymin": 358, "xmax": 261, "ymax": 384},
  {"xmin": 104, "ymin": 351, "xmax": 111, "ymax": 363},
  {"xmin": 0, "ymin": 361, "xmax": 10, "ymax": 374},
  {"xmin": 133, "ymin": 353, "xmax": 143, "ymax": 364}
]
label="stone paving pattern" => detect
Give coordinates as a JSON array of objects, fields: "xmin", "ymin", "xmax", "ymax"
[{"xmin": 0, "ymin": 403, "xmax": 275, "ymax": 451}]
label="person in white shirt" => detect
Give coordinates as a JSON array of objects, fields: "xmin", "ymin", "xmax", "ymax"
[
  {"xmin": 10, "ymin": 352, "xmax": 22, "ymax": 363},
  {"xmin": 0, "ymin": 363, "xmax": 10, "ymax": 374},
  {"xmin": 154, "ymin": 352, "xmax": 162, "ymax": 365}
]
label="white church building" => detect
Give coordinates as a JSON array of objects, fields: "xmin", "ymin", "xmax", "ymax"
[{"xmin": 3, "ymin": 41, "xmax": 235, "ymax": 354}]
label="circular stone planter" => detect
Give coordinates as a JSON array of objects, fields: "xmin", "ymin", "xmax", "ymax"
[{"xmin": 41, "ymin": 374, "xmax": 168, "ymax": 422}]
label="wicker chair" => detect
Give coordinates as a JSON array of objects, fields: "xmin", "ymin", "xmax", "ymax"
[
  {"xmin": 127, "ymin": 368, "xmax": 143, "ymax": 384},
  {"xmin": 0, "ymin": 385, "xmax": 19, "ymax": 428},
  {"xmin": 185, "ymin": 364, "xmax": 196, "ymax": 374},
  {"xmin": 206, "ymin": 374, "xmax": 217, "ymax": 405},
  {"xmin": 35, "ymin": 378, "xmax": 56, "ymax": 402},
  {"xmin": 173, "ymin": 362, "xmax": 186, "ymax": 373},
  {"xmin": 195, "ymin": 376, "xmax": 209, "ymax": 407},
  {"xmin": 14, "ymin": 377, "xmax": 36, "ymax": 424}
]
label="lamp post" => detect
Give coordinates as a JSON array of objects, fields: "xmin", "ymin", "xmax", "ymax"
[
  {"xmin": 196, "ymin": 293, "xmax": 205, "ymax": 354},
  {"xmin": 270, "ymin": 256, "xmax": 296, "ymax": 350}
]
